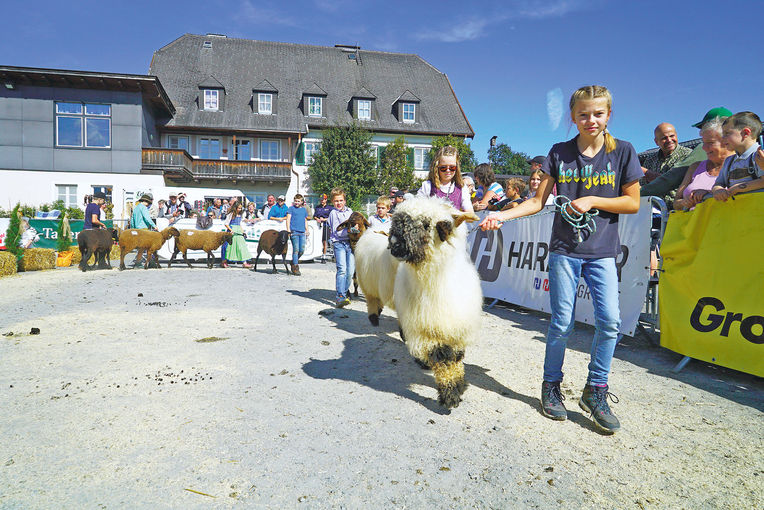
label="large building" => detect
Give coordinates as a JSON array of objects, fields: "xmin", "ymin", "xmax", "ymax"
[{"xmin": 1, "ymin": 34, "xmax": 474, "ymax": 216}]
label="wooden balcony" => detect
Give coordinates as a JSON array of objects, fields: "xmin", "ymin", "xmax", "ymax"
[{"xmin": 142, "ymin": 148, "xmax": 292, "ymax": 182}]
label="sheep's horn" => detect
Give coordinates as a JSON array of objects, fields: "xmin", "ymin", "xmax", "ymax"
[{"xmin": 453, "ymin": 212, "xmax": 479, "ymax": 227}]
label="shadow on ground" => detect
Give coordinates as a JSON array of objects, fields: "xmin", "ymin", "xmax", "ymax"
[{"xmin": 484, "ymin": 302, "xmax": 764, "ymax": 413}]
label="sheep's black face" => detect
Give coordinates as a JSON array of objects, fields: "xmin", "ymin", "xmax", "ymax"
[
  {"xmin": 389, "ymin": 212, "xmax": 429, "ymax": 264},
  {"xmin": 277, "ymin": 230, "xmax": 290, "ymax": 246}
]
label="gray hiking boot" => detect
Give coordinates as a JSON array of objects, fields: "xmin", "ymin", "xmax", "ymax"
[
  {"xmin": 540, "ymin": 381, "xmax": 567, "ymax": 421},
  {"xmin": 579, "ymin": 384, "xmax": 621, "ymax": 433}
]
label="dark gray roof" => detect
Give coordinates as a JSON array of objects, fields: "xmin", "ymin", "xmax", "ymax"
[
  {"xmin": 352, "ymin": 86, "xmax": 376, "ymax": 99},
  {"xmin": 149, "ymin": 34, "xmax": 473, "ymax": 137},
  {"xmin": 254, "ymin": 79, "xmax": 277, "ymax": 92},
  {"xmin": 198, "ymin": 75, "xmax": 225, "ymax": 89}
]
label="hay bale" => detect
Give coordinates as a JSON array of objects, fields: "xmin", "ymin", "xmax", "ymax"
[
  {"xmin": 18, "ymin": 248, "xmax": 56, "ymax": 272},
  {"xmin": 70, "ymin": 249, "xmax": 82, "ymax": 264},
  {"xmin": 0, "ymin": 252, "xmax": 17, "ymax": 277}
]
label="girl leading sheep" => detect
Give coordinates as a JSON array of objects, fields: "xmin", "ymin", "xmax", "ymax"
[{"xmin": 480, "ymin": 85, "xmax": 642, "ymax": 434}]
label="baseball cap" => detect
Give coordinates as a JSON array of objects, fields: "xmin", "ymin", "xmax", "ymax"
[
  {"xmin": 692, "ymin": 107, "xmax": 732, "ymax": 128},
  {"xmin": 277, "ymin": 194, "xmax": 285, "ymax": 200},
  {"xmin": 527, "ymin": 156, "xmax": 546, "ymax": 165},
  {"xmin": 168, "ymin": 192, "xmax": 178, "ymax": 198},
  {"xmin": 393, "ymin": 190, "xmax": 405, "ymax": 198},
  {"xmin": 93, "ymin": 191, "xmax": 106, "ymax": 199},
  {"xmin": 320, "ymin": 193, "xmax": 327, "ymax": 200}
]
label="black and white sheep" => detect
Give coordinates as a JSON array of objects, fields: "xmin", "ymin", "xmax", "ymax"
[
  {"xmin": 168, "ymin": 230, "xmax": 233, "ymax": 269},
  {"xmin": 253, "ymin": 229, "xmax": 290, "ymax": 274},
  {"xmin": 77, "ymin": 228, "xmax": 120, "ymax": 271},
  {"xmin": 118, "ymin": 227, "xmax": 180, "ymax": 270},
  {"xmin": 354, "ymin": 229, "xmax": 399, "ymax": 326},
  {"xmin": 336, "ymin": 211, "xmax": 370, "ymax": 297},
  {"xmin": 388, "ymin": 196, "xmax": 482, "ymax": 409}
]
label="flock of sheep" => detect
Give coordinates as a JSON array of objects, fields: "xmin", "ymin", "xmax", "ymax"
[{"xmin": 76, "ymin": 196, "xmax": 484, "ymax": 409}]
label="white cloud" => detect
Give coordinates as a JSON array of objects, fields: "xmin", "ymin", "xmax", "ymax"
[
  {"xmin": 514, "ymin": 0, "xmax": 584, "ymax": 19},
  {"xmin": 417, "ymin": 18, "xmax": 491, "ymax": 43},
  {"xmin": 546, "ymin": 88, "xmax": 564, "ymax": 131},
  {"xmin": 239, "ymin": 1, "xmax": 298, "ymax": 27}
]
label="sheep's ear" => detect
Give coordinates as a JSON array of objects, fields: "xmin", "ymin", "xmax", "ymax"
[
  {"xmin": 363, "ymin": 217, "xmax": 371, "ymax": 228},
  {"xmin": 436, "ymin": 220, "xmax": 453, "ymax": 242},
  {"xmin": 336, "ymin": 220, "xmax": 348, "ymax": 231},
  {"xmin": 452, "ymin": 211, "xmax": 479, "ymax": 228}
]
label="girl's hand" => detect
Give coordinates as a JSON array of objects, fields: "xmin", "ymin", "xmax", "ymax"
[
  {"xmin": 713, "ymin": 188, "xmax": 731, "ymax": 202},
  {"xmin": 479, "ymin": 214, "xmax": 502, "ymax": 231},
  {"xmin": 569, "ymin": 196, "xmax": 596, "ymax": 214},
  {"xmin": 690, "ymin": 189, "xmax": 708, "ymax": 206},
  {"xmin": 474, "ymin": 202, "xmax": 488, "ymax": 211}
]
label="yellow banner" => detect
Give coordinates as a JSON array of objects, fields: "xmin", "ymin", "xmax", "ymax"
[{"xmin": 659, "ymin": 193, "xmax": 764, "ymax": 376}]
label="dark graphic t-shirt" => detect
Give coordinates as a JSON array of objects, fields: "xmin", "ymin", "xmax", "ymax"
[{"xmin": 543, "ymin": 137, "xmax": 643, "ymax": 258}]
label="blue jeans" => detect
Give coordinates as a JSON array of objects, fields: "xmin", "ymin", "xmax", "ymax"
[
  {"xmin": 544, "ymin": 253, "xmax": 621, "ymax": 386},
  {"xmin": 290, "ymin": 233, "xmax": 306, "ymax": 265},
  {"xmin": 332, "ymin": 240, "xmax": 355, "ymax": 300}
]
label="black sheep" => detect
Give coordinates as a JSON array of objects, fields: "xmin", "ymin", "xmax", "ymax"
[
  {"xmin": 77, "ymin": 228, "xmax": 119, "ymax": 271},
  {"xmin": 253, "ymin": 229, "xmax": 291, "ymax": 274}
]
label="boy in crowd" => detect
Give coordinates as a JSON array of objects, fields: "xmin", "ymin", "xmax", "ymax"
[
  {"xmin": 713, "ymin": 111, "xmax": 764, "ymax": 201},
  {"xmin": 286, "ymin": 194, "xmax": 308, "ymax": 276},
  {"xmin": 369, "ymin": 195, "xmax": 393, "ymax": 233},
  {"xmin": 494, "ymin": 177, "xmax": 526, "ymax": 211}
]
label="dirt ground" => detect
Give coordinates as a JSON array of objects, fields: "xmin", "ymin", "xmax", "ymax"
[{"xmin": 0, "ymin": 261, "xmax": 761, "ymax": 509}]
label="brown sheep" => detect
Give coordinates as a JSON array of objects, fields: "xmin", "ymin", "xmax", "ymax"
[
  {"xmin": 336, "ymin": 211, "xmax": 370, "ymax": 297},
  {"xmin": 253, "ymin": 229, "xmax": 290, "ymax": 274},
  {"xmin": 118, "ymin": 227, "xmax": 180, "ymax": 270},
  {"xmin": 77, "ymin": 228, "xmax": 120, "ymax": 271},
  {"xmin": 168, "ymin": 230, "xmax": 233, "ymax": 269}
]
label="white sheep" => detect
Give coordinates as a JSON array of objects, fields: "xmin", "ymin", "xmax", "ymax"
[
  {"xmin": 388, "ymin": 196, "xmax": 482, "ymax": 409},
  {"xmin": 354, "ymin": 229, "xmax": 399, "ymax": 326}
]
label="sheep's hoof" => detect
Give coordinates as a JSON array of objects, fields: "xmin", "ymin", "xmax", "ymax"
[
  {"xmin": 415, "ymin": 358, "xmax": 431, "ymax": 370},
  {"xmin": 438, "ymin": 385, "xmax": 463, "ymax": 409},
  {"xmin": 368, "ymin": 314, "xmax": 379, "ymax": 327},
  {"xmin": 398, "ymin": 326, "xmax": 407, "ymax": 343}
]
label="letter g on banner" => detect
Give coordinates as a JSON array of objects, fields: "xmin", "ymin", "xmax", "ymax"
[{"xmin": 470, "ymin": 228, "xmax": 503, "ymax": 282}]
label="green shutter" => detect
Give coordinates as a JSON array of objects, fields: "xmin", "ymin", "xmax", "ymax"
[
  {"xmin": 406, "ymin": 147, "xmax": 414, "ymax": 166},
  {"xmin": 378, "ymin": 145, "xmax": 386, "ymax": 169},
  {"xmin": 296, "ymin": 142, "xmax": 305, "ymax": 165}
]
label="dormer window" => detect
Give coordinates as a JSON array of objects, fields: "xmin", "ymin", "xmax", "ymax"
[
  {"xmin": 308, "ymin": 96, "xmax": 323, "ymax": 117},
  {"xmin": 402, "ymin": 102, "xmax": 415, "ymax": 123},
  {"xmin": 358, "ymin": 100, "xmax": 371, "ymax": 121},
  {"xmin": 258, "ymin": 93, "xmax": 272, "ymax": 114},
  {"xmin": 203, "ymin": 89, "xmax": 219, "ymax": 111}
]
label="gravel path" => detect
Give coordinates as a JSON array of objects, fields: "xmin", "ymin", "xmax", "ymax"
[{"xmin": 0, "ymin": 263, "xmax": 761, "ymax": 509}]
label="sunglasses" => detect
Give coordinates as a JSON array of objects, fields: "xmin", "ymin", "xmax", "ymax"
[{"xmin": 438, "ymin": 165, "xmax": 457, "ymax": 172}]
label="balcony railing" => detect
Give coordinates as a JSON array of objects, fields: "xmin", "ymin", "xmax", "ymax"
[{"xmin": 142, "ymin": 148, "xmax": 292, "ymax": 181}]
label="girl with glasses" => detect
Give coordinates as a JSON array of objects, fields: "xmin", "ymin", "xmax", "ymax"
[{"xmin": 417, "ymin": 146, "xmax": 474, "ymax": 212}]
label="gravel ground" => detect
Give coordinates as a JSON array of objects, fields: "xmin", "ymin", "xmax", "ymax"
[{"xmin": 0, "ymin": 261, "xmax": 762, "ymax": 509}]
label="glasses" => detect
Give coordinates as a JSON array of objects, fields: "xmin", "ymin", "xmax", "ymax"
[{"xmin": 438, "ymin": 165, "xmax": 457, "ymax": 172}]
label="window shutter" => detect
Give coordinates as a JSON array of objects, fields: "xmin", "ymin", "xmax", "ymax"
[
  {"xmin": 378, "ymin": 145, "xmax": 386, "ymax": 169},
  {"xmin": 296, "ymin": 142, "xmax": 305, "ymax": 165},
  {"xmin": 406, "ymin": 147, "xmax": 414, "ymax": 166}
]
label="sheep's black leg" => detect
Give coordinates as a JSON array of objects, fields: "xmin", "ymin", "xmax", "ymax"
[
  {"xmin": 168, "ymin": 248, "xmax": 178, "ymax": 268},
  {"xmin": 79, "ymin": 248, "xmax": 89, "ymax": 272},
  {"xmin": 281, "ymin": 253, "xmax": 290, "ymax": 274},
  {"xmin": 352, "ymin": 272, "xmax": 359, "ymax": 297},
  {"xmin": 427, "ymin": 345, "xmax": 467, "ymax": 409},
  {"xmin": 271, "ymin": 255, "xmax": 278, "ymax": 274},
  {"xmin": 253, "ymin": 251, "xmax": 260, "ymax": 272}
]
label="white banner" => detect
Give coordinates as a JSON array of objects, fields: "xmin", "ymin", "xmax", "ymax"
[
  {"xmin": 155, "ymin": 218, "xmax": 323, "ymax": 262},
  {"xmin": 466, "ymin": 197, "xmax": 653, "ymax": 336}
]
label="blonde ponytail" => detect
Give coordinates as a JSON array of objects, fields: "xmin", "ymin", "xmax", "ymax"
[{"xmin": 603, "ymin": 128, "xmax": 616, "ymax": 153}]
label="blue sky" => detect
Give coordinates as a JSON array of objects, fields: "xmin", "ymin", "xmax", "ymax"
[{"xmin": 4, "ymin": 0, "xmax": 763, "ymax": 159}]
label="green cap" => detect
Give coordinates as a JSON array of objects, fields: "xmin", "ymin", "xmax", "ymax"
[{"xmin": 692, "ymin": 107, "xmax": 732, "ymax": 128}]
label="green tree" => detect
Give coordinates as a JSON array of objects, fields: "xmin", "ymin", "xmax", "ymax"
[
  {"xmin": 429, "ymin": 135, "xmax": 478, "ymax": 175},
  {"xmin": 5, "ymin": 204, "xmax": 23, "ymax": 262},
  {"xmin": 55, "ymin": 213, "xmax": 73, "ymax": 253},
  {"xmin": 307, "ymin": 123, "xmax": 377, "ymax": 211},
  {"xmin": 487, "ymin": 143, "xmax": 532, "ymax": 175},
  {"xmin": 378, "ymin": 136, "xmax": 418, "ymax": 194}
]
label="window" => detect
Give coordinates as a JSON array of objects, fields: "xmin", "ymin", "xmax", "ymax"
[
  {"xmin": 358, "ymin": 100, "xmax": 371, "ymax": 121},
  {"xmin": 260, "ymin": 140, "xmax": 280, "ymax": 161},
  {"xmin": 402, "ymin": 103, "xmax": 415, "ymax": 123},
  {"xmin": 168, "ymin": 135, "xmax": 189, "ymax": 151},
  {"xmin": 55, "ymin": 102, "xmax": 111, "ymax": 148},
  {"xmin": 199, "ymin": 138, "xmax": 221, "ymax": 159},
  {"xmin": 414, "ymin": 147, "xmax": 429, "ymax": 170},
  {"xmin": 307, "ymin": 96, "xmax": 323, "ymax": 117},
  {"xmin": 258, "ymin": 93, "xmax": 272, "ymax": 114},
  {"xmin": 92, "ymin": 185, "xmax": 113, "ymax": 203},
  {"xmin": 203, "ymin": 89, "xmax": 219, "ymax": 110},
  {"xmin": 233, "ymin": 139, "xmax": 251, "ymax": 160},
  {"xmin": 304, "ymin": 142, "xmax": 320, "ymax": 164},
  {"xmin": 56, "ymin": 184, "xmax": 77, "ymax": 208}
]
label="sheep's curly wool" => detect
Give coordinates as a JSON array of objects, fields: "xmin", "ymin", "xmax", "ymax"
[
  {"xmin": 118, "ymin": 227, "xmax": 179, "ymax": 270},
  {"xmin": 389, "ymin": 196, "xmax": 482, "ymax": 408},
  {"xmin": 169, "ymin": 230, "xmax": 233, "ymax": 269},
  {"xmin": 354, "ymin": 229, "xmax": 399, "ymax": 326}
]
